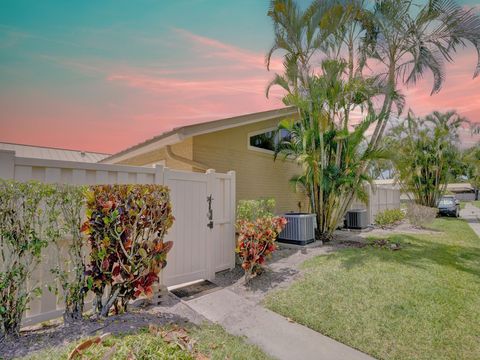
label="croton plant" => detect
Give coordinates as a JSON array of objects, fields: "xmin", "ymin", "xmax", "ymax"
[
  {"xmin": 235, "ymin": 199, "xmax": 286, "ymax": 282},
  {"xmin": 81, "ymin": 184, "xmax": 174, "ymax": 317}
]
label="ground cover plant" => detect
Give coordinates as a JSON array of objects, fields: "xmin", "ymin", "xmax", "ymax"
[
  {"xmin": 264, "ymin": 218, "xmax": 480, "ymax": 360},
  {"xmin": 82, "ymin": 184, "xmax": 174, "ymax": 317},
  {"xmin": 236, "ymin": 199, "xmax": 286, "ymax": 282},
  {"xmin": 20, "ymin": 324, "xmax": 272, "ymax": 360}
]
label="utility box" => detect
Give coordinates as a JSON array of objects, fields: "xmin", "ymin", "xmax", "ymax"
[
  {"xmin": 345, "ymin": 209, "xmax": 368, "ymax": 229},
  {"xmin": 278, "ymin": 213, "xmax": 316, "ymax": 245}
]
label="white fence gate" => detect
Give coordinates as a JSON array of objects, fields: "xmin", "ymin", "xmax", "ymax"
[{"xmin": 0, "ymin": 150, "xmax": 235, "ymax": 325}]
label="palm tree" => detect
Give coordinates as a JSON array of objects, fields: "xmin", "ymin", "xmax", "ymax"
[
  {"xmin": 361, "ymin": 0, "xmax": 480, "ymax": 151},
  {"xmin": 274, "ymin": 58, "xmax": 385, "ymax": 239},
  {"xmin": 266, "ymin": 0, "xmax": 480, "ymax": 238},
  {"xmin": 387, "ymin": 111, "xmax": 465, "ymax": 207}
]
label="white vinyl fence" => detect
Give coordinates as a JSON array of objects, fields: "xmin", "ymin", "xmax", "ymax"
[
  {"xmin": 350, "ymin": 184, "xmax": 401, "ymax": 224},
  {"xmin": 0, "ymin": 150, "xmax": 235, "ymax": 326}
]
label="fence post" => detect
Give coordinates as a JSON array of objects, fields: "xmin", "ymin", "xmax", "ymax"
[
  {"xmin": 0, "ymin": 150, "xmax": 15, "ymax": 180},
  {"xmin": 227, "ymin": 170, "xmax": 236, "ymax": 270},
  {"xmin": 154, "ymin": 164, "xmax": 164, "ymax": 185},
  {"xmin": 206, "ymin": 169, "xmax": 216, "ymax": 281}
]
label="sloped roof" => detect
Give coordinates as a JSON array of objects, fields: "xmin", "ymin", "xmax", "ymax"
[
  {"xmin": 101, "ymin": 107, "xmax": 297, "ymax": 164},
  {"xmin": 0, "ymin": 142, "xmax": 110, "ymax": 163}
]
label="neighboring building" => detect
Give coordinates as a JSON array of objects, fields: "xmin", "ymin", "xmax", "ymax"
[
  {"xmin": 0, "ymin": 142, "xmax": 110, "ymax": 163},
  {"xmin": 100, "ymin": 107, "xmax": 306, "ymax": 213},
  {"xmin": 371, "ymin": 178, "xmax": 478, "ymax": 202}
]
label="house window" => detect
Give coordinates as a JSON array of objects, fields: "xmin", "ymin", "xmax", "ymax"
[{"xmin": 248, "ymin": 128, "xmax": 291, "ymax": 153}]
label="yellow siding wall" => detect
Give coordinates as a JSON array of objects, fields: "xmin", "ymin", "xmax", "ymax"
[
  {"xmin": 117, "ymin": 138, "xmax": 194, "ymax": 171},
  {"xmin": 193, "ymin": 117, "xmax": 306, "ymax": 214}
]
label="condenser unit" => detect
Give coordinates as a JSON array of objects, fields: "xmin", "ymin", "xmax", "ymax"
[
  {"xmin": 345, "ymin": 209, "xmax": 368, "ymax": 229},
  {"xmin": 278, "ymin": 213, "xmax": 316, "ymax": 245}
]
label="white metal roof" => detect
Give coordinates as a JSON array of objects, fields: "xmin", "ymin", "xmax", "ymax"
[{"xmin": 0, "ymin": 142, "xmax": 110, "ymax": 163}]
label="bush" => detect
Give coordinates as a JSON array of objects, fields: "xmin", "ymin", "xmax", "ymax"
[
  {"xmin": 406, "ymin": 203, "xmax": 438, "ymax": 228},
  {"xmin": 49, "ymin": 185, "xmax": 88, "ymax": 323},
  {"xmin": 235, "ymin": 199, "xmax": 286, "ymax": 282},
  {"xmin": 81, "ymin": 185, "xmax": 174, "ymax": 317},
  {"xmin": 236, "ymin": 198, "xmax": 275, "ymax": 222},
  {"xmin": 0, "ymin": 181, "xmax": 58, "ymax": 338},
  {"xmin": 374, "ymin": 208, "xmax": 405, "ymax": 228}
]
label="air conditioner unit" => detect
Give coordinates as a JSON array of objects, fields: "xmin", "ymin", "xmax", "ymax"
[
  {"xmin": 278, "ymin": 213, "xmax": 316, "ymax": 245},
  {"xmin": 345, "ymin": 209, "xmax": 368, "ymax": 229}
]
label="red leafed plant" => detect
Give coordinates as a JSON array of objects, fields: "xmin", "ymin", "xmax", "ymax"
[
  {"xmin": 81, "ymin": 184, "xmax": 174, "ymax": 317},
  {"xmin": 235, "ymin": 199, "xmax": 286, "ymax": 282}
]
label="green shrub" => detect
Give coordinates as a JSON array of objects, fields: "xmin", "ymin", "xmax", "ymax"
[
  {"xmin": 0, "ymin": 181, "xmax": 58, "ymax": 338},
  {"xmin": 236, "ymin": 198, "xmax": 275, "ymax": 222},
  {"xmin": 374, "ymin": 208, "xmax": 405, "ymax": 228},
  {"xmin": 49, "ymin": 184, "xmax": 88, "ymax": 323},
  {"xmin": 235, "ymin": 198, "xmax": 286, "ymax": 282},
  {"xmin": 236, "ymin": 216, "xmax": 287, "ymax": 282},
  {"xmin": 406, "ymin": 203, "xmax": 438, "ymax": 228},
  {"xmin": 82, "ymin": 185, "xmax": 174, "ymax": 317}
]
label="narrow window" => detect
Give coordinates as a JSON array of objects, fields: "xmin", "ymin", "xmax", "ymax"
[{"xmin": 248, "ymin": 128, "xmax": 291, "ymax": 153}]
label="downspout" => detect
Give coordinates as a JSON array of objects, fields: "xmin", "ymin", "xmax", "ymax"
[{"xmin": 166, "ymin": 145, "xmax": 209, "ymax": 172}]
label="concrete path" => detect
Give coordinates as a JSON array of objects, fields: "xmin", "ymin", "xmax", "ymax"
[
  {"xmin": 187, "ymin": 288, "xmax": 374, "ymax": 360},
  {"xmin": 461, "ymin": 203, "xmax": 480, "ymax": 237}
]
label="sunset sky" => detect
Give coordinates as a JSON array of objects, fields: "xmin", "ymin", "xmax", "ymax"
[{"xmin": 1, "ymin": 0, "xmax": 479, "ymax": 154}]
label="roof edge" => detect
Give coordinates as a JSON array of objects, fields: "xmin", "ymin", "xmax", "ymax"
[
  {"xmin": 0, "ymin": 141, "xmax": 111, "ymax": 156},
  {"xmin": 101, "ymin": 107, "xmax": 297, "ymax": 164}
]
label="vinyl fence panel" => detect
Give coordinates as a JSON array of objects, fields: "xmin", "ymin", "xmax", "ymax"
[{"xmin": 0, "ymin": 150, "xmax": 235, "ymax": 326}]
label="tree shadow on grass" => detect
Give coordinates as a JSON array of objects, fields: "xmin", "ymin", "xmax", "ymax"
[
  {"xmin": 214, "ymin": 264, "xmax": 299, "ymax": 294},
  {"xmin": 246, "ymin": 266, "xmax": 299, "ymax": 293}
]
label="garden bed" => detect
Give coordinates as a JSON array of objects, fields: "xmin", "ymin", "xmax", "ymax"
[{"xmin": 1, "ymin": 293, "xmax": 271, "ymax": 360}]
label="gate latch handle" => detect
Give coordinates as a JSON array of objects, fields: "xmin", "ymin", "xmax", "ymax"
[{"xmin": 207, "ymin": 194, "xmax": 214, "ymax": 229}]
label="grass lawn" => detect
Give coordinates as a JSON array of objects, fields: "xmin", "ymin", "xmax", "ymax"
[
  {"xmin": 264, "ymin": 218, "xmax": 480, "ymax": 360},
  {"xmin": 21, "ymin": 324, "xmax": 271, "ymax": 360}
]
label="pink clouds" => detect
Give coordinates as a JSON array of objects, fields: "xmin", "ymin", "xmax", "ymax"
[
  {"xmin": 402, "ymin": 50, "xmax": 480, "ymax": 122},
  {"xmin": 1, "ymin": 26, "xmax": 479, "ymax": 154}
]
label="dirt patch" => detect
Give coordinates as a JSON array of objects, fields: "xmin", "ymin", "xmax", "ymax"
[
  {"xmin": 367, "ymin": 221, "xmax": 441, "ymax": 236},
  {"xmin": 213, "ymin": 239, "xmax": 355, "ymax": 304},
  {"xmin": 0, "ymin": 293, "xmax": 206, "ymax": 359}
]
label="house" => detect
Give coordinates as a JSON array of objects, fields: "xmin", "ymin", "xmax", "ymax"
[
  {"xmin": 100, "ymin": 107, "xmax": 306, "ymax": 213},
  {"xmin": 0, "ymin": 142, "xmax": 110, "ymax": 163}
]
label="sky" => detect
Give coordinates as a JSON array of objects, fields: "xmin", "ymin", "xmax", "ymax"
[{"xmin": 0, "ymin": 0, "xmax": 479, "ymax": 154}]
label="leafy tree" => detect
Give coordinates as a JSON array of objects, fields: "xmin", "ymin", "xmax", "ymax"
[
  {"xmin": 386, "ymin": 111, "xmax": 466, "ymax": 207},
  {"xmin": 266, "ymin": 0, "xmax": 480, "ymax": 238},
  {"xmin": 461, "ymin": 145, "xmax": 480, "ymax": 197}
]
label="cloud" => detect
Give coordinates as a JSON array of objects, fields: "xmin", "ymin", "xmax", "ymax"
[{"xmin": 172, "ymin": 28, "xmax": 283, "ymax": 72}]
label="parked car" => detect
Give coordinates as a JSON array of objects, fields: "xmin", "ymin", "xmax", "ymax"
[{"xmin": 438, "ymin": 196, "xmax": 460, "ymax": 217}]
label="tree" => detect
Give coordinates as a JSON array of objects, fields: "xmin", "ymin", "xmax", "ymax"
[
  {"xmin": 266, "ymin": 0, "xmax": 480, "ymax": 238},
  {"xmin": 386, "ymin": 111, "xmax": 466, "ymax": 207},
  {"xmin": 461, "ymin": 145, "xmax": 480, "ymax": 198}
]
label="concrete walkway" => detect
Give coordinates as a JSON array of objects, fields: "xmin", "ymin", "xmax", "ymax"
[
  {"xmin": 461, "ymin": 203, "xmax": 480, "ymax": 237},
  {"xmin": 187, "ymin": 288, "xmax": 374, "ymax": 360}
]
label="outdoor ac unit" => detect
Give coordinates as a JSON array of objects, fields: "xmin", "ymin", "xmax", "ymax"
[
  {"xmin": 345, "ymin": 209, "xmax": 368, "ymax": 229},
  {"xmin": 278, "ymin": 213, "xmax": 316, "ymax": 245}
]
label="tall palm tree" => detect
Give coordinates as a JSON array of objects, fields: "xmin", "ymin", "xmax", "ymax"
[
  {"xmin": 274, "ymin": 58, "xmax": 385, "ymax": 238},
  {"xmin": 266, "ymin": 0, "xmax": 480, "ymax": 238}
]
